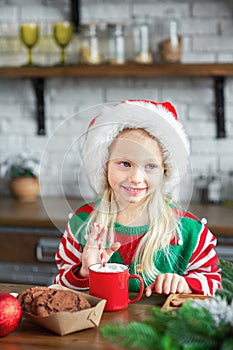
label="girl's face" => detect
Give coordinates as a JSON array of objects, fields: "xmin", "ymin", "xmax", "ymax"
[{"xmin": 107, "ymin": 129, "xmax": 164, "ymax": 207}]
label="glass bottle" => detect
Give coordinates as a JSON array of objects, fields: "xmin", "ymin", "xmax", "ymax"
[
  {"xmin": 107, "ymin": 23, "xmax": 125, "ymax": 65},
  {"xmin": 0, "ymin": 22, "xmax": 22, "ymax": 67},
  {"xmin": 196, "ymin": 174, "xmax": 209, "ymax": 203},
  {"xmin": 34, "ymin": 21, "xmax": 58, "ymax": 66},
  {"xmin": 79, "ymin": 23, "xmax": 102, "ymax": 65},
  {"xmin": 229, "ymin": 171, "xmax": 233, "ymax": 200},
  {"xmin": 159, "ymin": 20, "xmax": 182, "ymax": 63},
  {"xmin": 208, "ymin": 173, "xmax": 222, "ymax": 204},
  {"xmin": 132, "ymin": 21, "xmax": 153, "ymax": 64}
]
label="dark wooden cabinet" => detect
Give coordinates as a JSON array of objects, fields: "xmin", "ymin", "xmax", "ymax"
[
  {"xmin": 0, "ymin": 224, "xmax": 61, "ymax": 285},
  {"xmin": 0, "ymin": 225, "xmax": 61, "ymax": 264}
]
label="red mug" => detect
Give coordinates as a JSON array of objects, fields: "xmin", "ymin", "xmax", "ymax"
[{"xmin": 89, "ymin": 263, "xmax": 144, "ymax": 311}]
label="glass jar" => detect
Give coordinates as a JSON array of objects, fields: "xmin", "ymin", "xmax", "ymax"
[
  {"xmin": 208, "ymin": 173, "xmax": 222, "ymax": 204},
  {"xmin": 159, "ymin": 20, "xmax": 182, "ymax": 63},
  {"xmin": 79, "ymin": 23, "xmax": 102, "ymax": 65},
  {"xmin": 107, "ymin": 23, "xmax": 125, "ymax": 65},
  {"xmin": 132, "ymin": 22, "xmax": 153, "ymax": 64},
  {"xmin": 33, "ymin": 21, "xmax": 58, "ymax": 66},
  {"xmin": 0, "ymin": 23, "xmax": 22, "ymax": 67}
]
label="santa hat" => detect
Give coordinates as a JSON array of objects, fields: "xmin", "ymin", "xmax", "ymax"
[{"xmin": 82, "ymin": 100, "xmax": 190, "ymax": 196}]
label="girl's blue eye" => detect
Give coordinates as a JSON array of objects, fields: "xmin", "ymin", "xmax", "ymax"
[
  {"xmin": 146, "ymin": 164, "xmax": 156, "ymax": 170},
  {"xmin": 120, "ymin": 161, "xmax": 131, "ymax": 168}
]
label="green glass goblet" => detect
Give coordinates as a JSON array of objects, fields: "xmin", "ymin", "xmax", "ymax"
[
  {"xmin": 53, "ymin": 21, "xmax": 74, "ymax": 65},
  {"xmin": 20, "ymin": 23, "xmax": 39, "ymax": 65}
]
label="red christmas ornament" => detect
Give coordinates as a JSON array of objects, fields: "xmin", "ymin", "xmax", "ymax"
[{"xmin": 0, "ymin": 292, "xmax": 22, "ymax": 337}]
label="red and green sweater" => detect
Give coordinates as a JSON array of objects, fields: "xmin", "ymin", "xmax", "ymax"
[{"xmin": 54, "ymin": 202, "xmax": 221, "ymax": 296}]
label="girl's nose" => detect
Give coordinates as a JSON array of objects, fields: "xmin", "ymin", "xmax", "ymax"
[{"xmin": 128, "ymin": 166, "xmax": 144, "ymax": 184}]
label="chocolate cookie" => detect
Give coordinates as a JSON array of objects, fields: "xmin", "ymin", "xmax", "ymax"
[
  {"xmin": 17, "ymin": 286, "xmax": 49, "ymax": 313},
  {"xmin": 17, "ymin": 286, "xmax": 91, "ymax": 316}
]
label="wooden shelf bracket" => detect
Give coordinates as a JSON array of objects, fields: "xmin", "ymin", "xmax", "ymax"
[
  {"xmin": 29, "ymin": 0, "xmax": 80, "ymax": 136},
  {"xmin": 32, "ymin": 78, "xmax": 45, "ymax": 136},
  {"xmin": 71, "ymin": 0, "xmax": 80, "ymax": 33},
  {"xmin": 214, "ymin": 76, "xmax": 226, "ymax": 138}
]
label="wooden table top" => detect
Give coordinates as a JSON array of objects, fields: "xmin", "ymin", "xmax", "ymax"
[
  {"xmin": 0, "ymin": 197, "xmax": 232, "ymax": 236},
  {"xmin": 0, "ymin": 283, "xmax": 166, "ymax": 350}
]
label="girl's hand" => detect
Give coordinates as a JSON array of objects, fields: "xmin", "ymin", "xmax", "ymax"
[
  {"xmin": 79, "ymin": 223, "xmax": 121, "ymax": 277},
  {"xmin": 145, "ymin": 273, "xmax": 192, "ymax": 296}
]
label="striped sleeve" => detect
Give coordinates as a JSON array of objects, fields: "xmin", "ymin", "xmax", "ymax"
[
  {"xmin": 184, "ymin": 224, "xmax": 221, "ymax": 296},
  {"xmin": 54, "ymin": 218, "xmax": 89, "ymax": 290}
]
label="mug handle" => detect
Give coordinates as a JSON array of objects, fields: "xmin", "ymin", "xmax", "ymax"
[{"xmin": 128, "ymin": 274, "xmax": 144, "ymax": 304}]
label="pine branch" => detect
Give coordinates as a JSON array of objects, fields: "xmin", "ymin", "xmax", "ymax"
[
  {"xmin": 177, "ymin": 302, "xmax": 219, "ymax": 338},
  {"xmin": 222, "ymin": 278, "xmax": 233, "ymax": 292},
  {"xmin": 166, "ymin": 303, "xmax": 219, "ymax": 350},
  {"xmin": 216, "ymin": 288, "xmax": 233, "ymax": 303},
  {"xmin": 146, "ymin": 306, "xmax": 177, "ymax": 335},
  {"xmin": 101, "ymin": 320, "xmax": 183, "ymax": 350},
  {"xmin": 220, "ymin": 337, "xmax": 233, "ymax": 350},
  {"xmin": 216, "ymin": 259, "xmax": 233, "ymax": 303},
  {"xmin": 101, "ymin": 259, "xmax": 233, "ymax": 350},
  {"xmin": 101, "ymin": 322, "xmax": 159, "ymax": 350},
  {"xmin": 219, "ymin": 259, "xmax": 233, "ymax": 281},
  {"xmin": 169, "ymin": 323, "xmax": 217, "ymax": 350}
]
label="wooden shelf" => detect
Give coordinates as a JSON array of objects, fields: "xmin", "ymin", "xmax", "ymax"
[{"xmin": 1, "ymin": 63, "xmax": 233, "ymax": 79}]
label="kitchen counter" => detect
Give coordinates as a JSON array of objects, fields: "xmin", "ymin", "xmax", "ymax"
[
  {"xmin": 0, "ymin": 197, "xmax": 84, "ymax": 230},
  {"xmin": 0, "ymin": 198, "xmax": 232, "ymax": 282},
  {"xmin": 0, "ymin": 197, "xmax": 232, "ymax": 236},
  {"xmin": 0, "ymin": 282, "xmax": 167, "ymax": 350}
]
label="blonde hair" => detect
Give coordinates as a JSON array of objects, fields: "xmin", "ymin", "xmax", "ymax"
[{"xmin": 81, "ymin": 128, "xmax": 180, "ymax": 285}]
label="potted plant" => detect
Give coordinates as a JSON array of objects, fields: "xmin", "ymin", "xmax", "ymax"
[{"xmin": 0, "ymin": 154, "xmax": 40, "ymax": 202}]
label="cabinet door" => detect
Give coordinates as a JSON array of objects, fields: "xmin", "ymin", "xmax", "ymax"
[{"xmin": 0, "ymin": 226, "xmax": 61, "ymax": 264}]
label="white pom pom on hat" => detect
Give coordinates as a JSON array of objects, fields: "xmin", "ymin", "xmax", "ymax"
[{"xmin": 82, "ymin": 99, "xmax": 190, "ymax": 196}]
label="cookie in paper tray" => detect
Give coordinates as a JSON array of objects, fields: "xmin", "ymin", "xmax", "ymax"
[{"xmin": 18, "ymin": 284, "xmax": 106, "ymax": 336}]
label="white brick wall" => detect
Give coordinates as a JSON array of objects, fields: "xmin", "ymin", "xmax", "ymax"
[
  {"xmin": 192, "ymin": 2, "xmax": 231, "ymax": 18},
  {"xmin": 0, "ymin": 0, "xmax": 233, "ymax": 203}
]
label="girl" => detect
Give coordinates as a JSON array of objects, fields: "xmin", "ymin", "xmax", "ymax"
[{"xmin": 54, "ymin": 100, "xmax": 221, "ymax": 296}]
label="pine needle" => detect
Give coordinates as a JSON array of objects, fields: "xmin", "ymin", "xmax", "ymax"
[
  {"xmin": 101, "ymin": 322, "xmax": 158, "ymax": 349},
  {"xmin": 146, "ymin": 306, "xmax": 177, "ymax": 335},
  {"xmin": 219, "ymin": 259, "xmax": 233, "ymax": 281},
  {"xmin": 167, "ymin": 303, "xmax": 218, "ymax": 349},
  {"xmin": 216, "ymin": 259, "xmax": 233, "ymax": 303}
]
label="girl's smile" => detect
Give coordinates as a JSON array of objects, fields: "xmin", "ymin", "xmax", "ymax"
[{"xmin": 121, "ymin": 185, "xmax": 147, "ymax": 196}]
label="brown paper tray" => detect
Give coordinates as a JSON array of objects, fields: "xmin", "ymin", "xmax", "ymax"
[
  {"xmin": 21, "ymin": 284, "xmax": 106, "ymax": 336},
  {"xmin": 162, "ymin": 293, "xmax": 211, "ymax": 311}
]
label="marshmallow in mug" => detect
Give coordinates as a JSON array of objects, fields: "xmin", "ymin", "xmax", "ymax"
[{"xmin": 90, "ymin": 263, "xmax": 127, "ymax": 273}]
